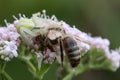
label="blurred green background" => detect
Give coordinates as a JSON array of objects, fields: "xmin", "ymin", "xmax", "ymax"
[{"xmin": 0, "ymin": 0, "xmax": 120, "ymax": 80}]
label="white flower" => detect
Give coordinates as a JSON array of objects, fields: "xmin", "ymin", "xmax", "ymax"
[
  {"xmin": 8, "ymin": 31, "xmax": 20, "ymax": 41},
  {"xmin": 89, "ymin": 37, "xmax": 110, "ymax": 49},
  {"xmin": 4, "ymin": 41, "xmax": 18, "ymax": 57},
  {"xmin": 60, "ymin": 22, "xmax": 90, "ymax": 41},
  {"xmin": 0, "ymin": 24, "xmax": 20, "ymax": 41},
  {"xmin": 7, "ymin": 24, "xmax": 20, "ymax": 41},
  {"xmin": 106, "ymin": 50, "xmax": 120, "ymax": 70},
  {"xmin": 0, "ymin": 41, "xmax": 18, "ymax": 61},
  {"xmin": 60, "ymin": 21, "xmax": 74, "ymax": 34},
  {"xmin": 43, "ymin": 48, "xmax": 56, "ymax": 64},
  {"xmin": 4, "ymin": 57, "xmax": 10, "ymax": 61},
  {"xmin": 77, "ymin": 41, "xmax": 90, "ymax": 53},
  {"xmin": 7, "ymin": 24, "xmax": 17, "ymax": 32},
  {"xmin": 0, "ymin": 24, "xmax": 20, "ymax": 61},
  {"xmin": 0, "ymin": 27, "xmax": 9, "ymax": 40}
]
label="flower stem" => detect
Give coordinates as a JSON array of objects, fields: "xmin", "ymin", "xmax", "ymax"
[
  {"xmin": 0, "ymin": 62, "xmax": 13, "ymax": 80},
  {"xmin": 2, "ymin": 70, "xmax": 13, "ymax": 80},
  {"xmin": 18, "ymin": 56, "xmax": 36, "ymax": 72}
]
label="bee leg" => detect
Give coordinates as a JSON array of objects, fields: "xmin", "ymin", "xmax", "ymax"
[{"xmin": 59, "ymin": 39, "xmax": 64, "ymax": 67}]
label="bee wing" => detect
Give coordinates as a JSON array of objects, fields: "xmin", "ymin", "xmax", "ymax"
[
  {"xmin": 73, "ymin": 35, "xmax": 91, "ymax": 54},
  {"xmin": 73, "ymin": 35, "xmax": 90, "ymax": 45}
]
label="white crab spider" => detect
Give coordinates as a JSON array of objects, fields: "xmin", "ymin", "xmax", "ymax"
[{"xmin": 15, "ymin": 18, "xmax": 38, "ymax": 47}]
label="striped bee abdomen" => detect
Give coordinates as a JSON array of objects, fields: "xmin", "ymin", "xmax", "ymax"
[{"xmin": 63, "ymin": 37, "xmax": 80, "ymax": 67}]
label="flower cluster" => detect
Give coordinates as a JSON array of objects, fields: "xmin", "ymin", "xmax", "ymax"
[
  {"xmin": 11, "ymin": 10, "xmax": 120, "ymax": 70},
  {"xmin": 0, "ymin": 10, "xmax": 120, "ymax": 71},
  {"xmin": 0, "ymin": 24, "xmax": 20, "ymax": 61}
]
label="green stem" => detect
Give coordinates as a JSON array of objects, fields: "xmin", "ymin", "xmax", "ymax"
[
  {"xmin": 0, "ymin": 62, "xmax": 13, "ymax": 80},
  {"xmin": 2, "ymin": 70, "xmax": 13, "ymax": 80},
  {"xmin": 63, "ymin": 65, "xmax": 89, "ymax": 80},
  {"xmin": 34, "ymin": 76, "xmax": 42, "ymax": 80},
  {"xmin": 1, "ymin": 62, "xmax": 6, "ymax": 70},
  {"xmin": 26, "ymin": 60, "xmax": 36, "ymax": 72},
  {"xmin": 75, "ymin": 65, "xmax": 89, "ymax": 75},
  {"xmin": 18, "ymin": 56, "xmax": 36, "ymax": 72},
  {"xmin": 62, "ymin": 71, "xmax": 75, "ymax": 80}
]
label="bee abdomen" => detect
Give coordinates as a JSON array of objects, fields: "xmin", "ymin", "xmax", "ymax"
[
  {"xmin": 63, "ymin": 37, "xmax": 80, "ymax": 67},
  {"xmin": 67, "ymin": 47, "xmax": 80, "ymax": 67}
]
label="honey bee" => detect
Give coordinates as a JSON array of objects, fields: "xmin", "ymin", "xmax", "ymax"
[{"xmin": 32, "ymin": 26, "xmax": 81, "ymax": 67}]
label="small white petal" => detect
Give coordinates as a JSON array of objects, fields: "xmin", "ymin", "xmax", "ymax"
[
  {"xmin": 4, "ymin": 57, "xmax": 10, "ymax": 61},
  {"xmin": 12, "ymin": 50, "xmax": 18, "ymax": 57},
  {"xmin": 1, "ymin": 55, "xmax": 5, "ymax": 59},
  {"xmin": 106, "ymin": 50, "xmax": 120, "ymax": 69}
]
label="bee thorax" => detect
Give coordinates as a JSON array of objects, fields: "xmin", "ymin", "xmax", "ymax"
[{"xmin": 47, "ymin": 30, "xmax": 62, "ymax": 40}]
